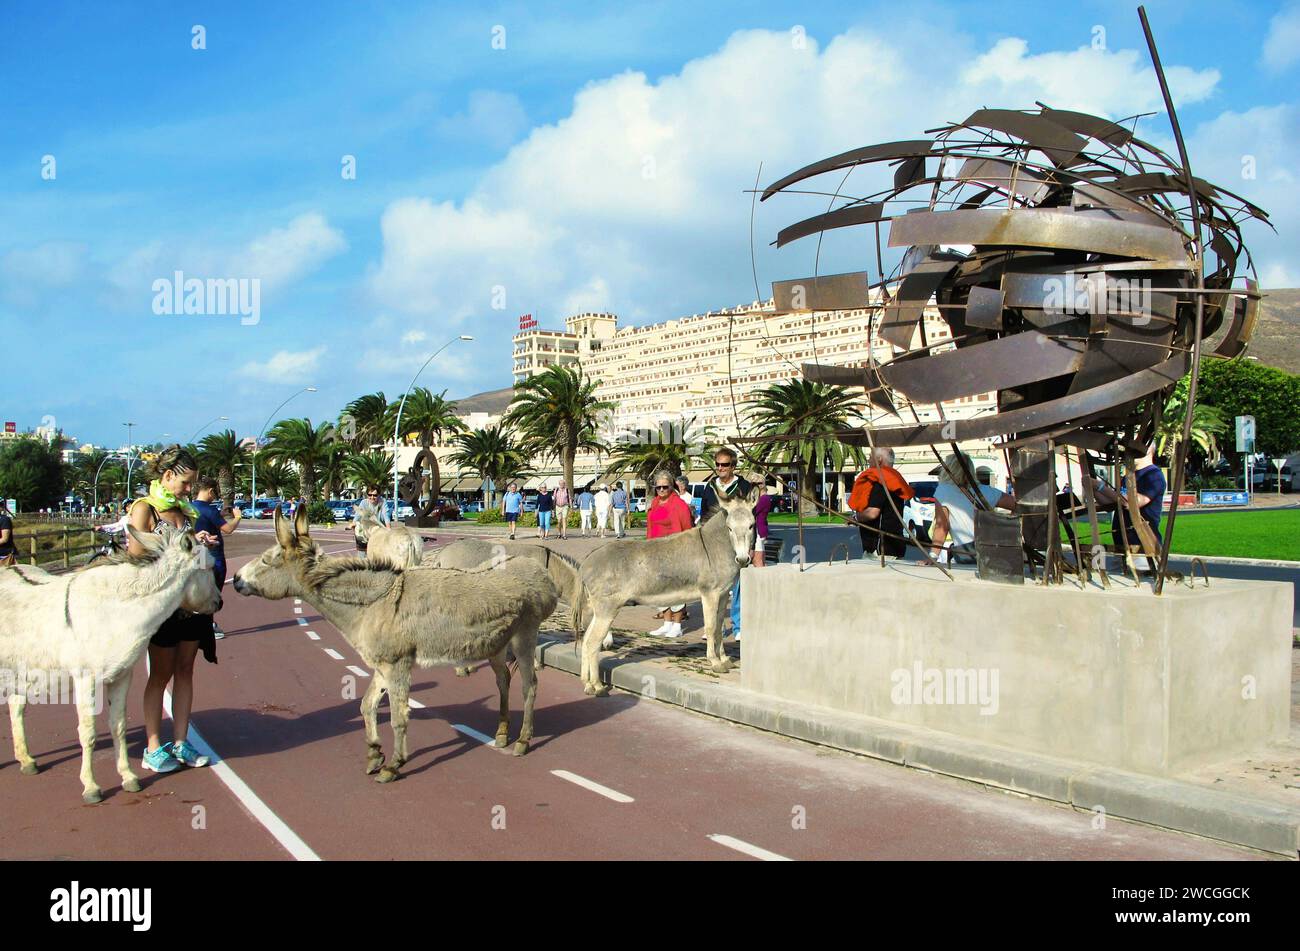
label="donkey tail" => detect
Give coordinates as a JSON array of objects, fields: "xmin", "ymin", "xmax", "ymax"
[{"xmin": 570, "ymin": 582, "xmax": 589, "ymax": 646}]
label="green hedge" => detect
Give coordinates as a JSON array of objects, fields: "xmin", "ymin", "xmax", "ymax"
[
  {"xmin": 476, "ymin": 509, "xmax": 645, "ymax": 528},
  {"xmin": 307, "ymin": 501, "xmax": 336, "ymax": 525}
]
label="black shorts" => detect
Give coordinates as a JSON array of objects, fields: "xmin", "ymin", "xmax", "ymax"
[
  {"xmin": 150, "ymin": 610, "xmax": 211, "ymax": 648},
  {"xmin": 505, "ymin": 511, "xmax": 519, "ymax": 523}
]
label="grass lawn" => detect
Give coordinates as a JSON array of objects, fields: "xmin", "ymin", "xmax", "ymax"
[
  {"xmin": 1063, "ymin": 510, "xmax": 1300, "ymax": 562},
  {"xmin": 767, "ymin": 513, "xmax": 853, "ymax": 524}
]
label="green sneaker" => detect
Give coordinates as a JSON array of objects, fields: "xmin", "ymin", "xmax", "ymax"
[
  {"xmin": 142, "ymin": 745, "xmax": 181, "ymax": 773},
  {"xmin": 170, "ymin": 739, "xmax": 210, "ymax": 768}
]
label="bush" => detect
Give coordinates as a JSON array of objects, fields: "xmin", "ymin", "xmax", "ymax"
[
  {"xmin": 475, "ymin": 508, "xmax": 503, "ymax": 524},
  {"xmin": 307, "ymin": 501, "xmax": 336, "ymax": 525}
]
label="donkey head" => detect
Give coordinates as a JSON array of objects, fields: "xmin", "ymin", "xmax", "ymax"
[
  {"xmin": 127, "ymin": 524, "xmax": 223, "ymax": 615},
  {"xmin": 233, "ymin": 506, "xmax": 318, "ymax": 600},
  {"xmin": 716, "ymin": 486, "xmax": 763, "ymax": 567}
]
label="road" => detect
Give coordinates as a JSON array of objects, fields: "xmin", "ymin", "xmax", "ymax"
[{"xmin": 0, "ymin": 525, "xmax": 1271, "ymax": 861}]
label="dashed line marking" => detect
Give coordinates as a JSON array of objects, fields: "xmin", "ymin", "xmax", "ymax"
[
  {"xmin": 294, "ymin": 599, "xmax": 302, "ymax": 605},
  {"xmin": 293, "ymin": 607, "xmax": 302, "ymax": 614},
  {"xmin": 452, "ymin": 723, "xmax": 499, "ymax": 746},
  {"xmin": 707, "ymin": 835, "xmax": 792, "ymax": 862},
  {"xmin": 306, "ymin": 631, "xmax": 320, "ymax": 640},
  {"xmin": 297, "ymin": 619, "xmax": 308, "ymax": 626},
  {"xmin": 408, "ymin": 698, "xmax": 426, "ymax": 709},
  {"xmin": 323, "ymin": 648, "xmax": 345, "ymax": 660},
  {"xmin": 551, "ymin": 770, "xmax": 635, "ymax": 803},
  {"xmin": 346, "ymin": 665, "xmax": 369, "ymax": 678}
]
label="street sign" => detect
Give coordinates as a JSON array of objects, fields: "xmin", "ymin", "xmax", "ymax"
[
  {"xmin": 3, "ymin": 422, "xmax": 14, "ymax": 434},
  {"xmin": 1199, "ymin": 490, "xmax": 1249, "ymax": 506},
  {"xmin": 1235, "ymin": 415, "xmax": 1255, "ymax": 453}
]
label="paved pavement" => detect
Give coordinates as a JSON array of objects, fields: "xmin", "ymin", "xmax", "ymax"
[{"xmin": 0, "ymin": 524, "xmax": 1274, "ymax": 861}]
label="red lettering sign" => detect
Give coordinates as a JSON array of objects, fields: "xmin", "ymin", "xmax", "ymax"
[{"xmin": 3, "ymin": 422, "xmax": 14, "ymax": 433}]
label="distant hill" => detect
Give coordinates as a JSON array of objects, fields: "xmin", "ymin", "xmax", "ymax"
[
  {"xmin": 1249, "ymin": 288, "xmax": 1299, "ymax": 375},
  {"xmin": 449, "ymin": 386, "xmax": 514, "ymax": 416}
]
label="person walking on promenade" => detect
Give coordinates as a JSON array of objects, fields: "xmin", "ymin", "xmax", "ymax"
[
  {"xmin": 501, "ymin": 481, "xmax": 523, "ymax": 540},
  {"xmin": 700, "ymin": 448, "xmax": 753, "ymax": 639},
  {"xmin": 192, "ymin": 476, "xmax": 242, "ymax": 639},
  {"xmin": 610, "ymin": 481, "xmax": 629, "ymax": 537},
  {"xmin": 674, "ymin": 475, "xmax": 696, "ymax": 525},
  {"xmin": 536, "ymin": 483, "xmax": 555, "ymax": 540},
  {"xmin": 750, "ymin": 477, "xmax": 776, "ymax": 567},
  {"xmin": 646, "ymin": 470, "xmax": 695, "ymax": 637},
  {"xmin": 129, "ymin": 445, "xmax": 221, "ymax": 774},
  {"xmin": 594, "ymin": 484, "xmax": 612, "ymax": 538},
  {"xmin": 577, "ymin": 485, "xmax": 595, "ymax": 536},
  {"xmin": 554, "ymin": 482, "xmax": 571, "ymax": 539}
]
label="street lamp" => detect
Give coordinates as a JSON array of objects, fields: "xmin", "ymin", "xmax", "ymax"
[
  {"xmin": 122, "ymin": 422, "xmax": 137, "ymax": 501},
  {"xmin": 392, "ymin": 336, "xmax": 473, "ymax": 520},
  {"xmin": 188, "ymin": 415, "xmax": 230, "ymax": 444},
  {"xmin": 250, "ymin": 387, "xmax": 317, "ymax": 518},
  {"xmin": 93, "ymin": 451, "xmax": 131, "ymax": 511}
]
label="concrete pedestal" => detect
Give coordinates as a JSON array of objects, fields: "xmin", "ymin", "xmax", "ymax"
[{"xmin": 741, "ymin": 561, "xmax": 1293, "ymax": 775}]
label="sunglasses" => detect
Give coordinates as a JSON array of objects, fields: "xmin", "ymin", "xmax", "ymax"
[
  {"xmin": 714, "ymin": 461, "xmax": 734, "ymax": 468},
  {"xmin": 655, "ymin": 485, "xmax": 671, "ymax": 490}
]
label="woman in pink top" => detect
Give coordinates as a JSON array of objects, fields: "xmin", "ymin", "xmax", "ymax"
[
  {"xmin": 646, "ymin": 470, "xmax": 694, "ymax": 637},
  {"xmin": 553, "ymin": 483, "xmax": 571, "ymax": 539}
]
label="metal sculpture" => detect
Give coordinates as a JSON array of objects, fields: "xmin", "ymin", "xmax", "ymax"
[
  {"xmin": 751, "ymin": 8, "xmax": 1270, "ymax": 588},
  {"xmin": 398, "ymin": 447, "xmax": 442, "ymax": 527}
]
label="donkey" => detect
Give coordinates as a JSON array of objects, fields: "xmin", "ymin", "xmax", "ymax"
[
  {"xmin": 355, "ymin": 510, "xmax": 423, "ymax": 567},
  {"xmin": 233, "ymin": 508, "xmax": 558, "ymax": 780},
  {"xmin": 573, "ymin": 487, "xmax": 761, "ymax": 695},
  {"xmin": 0, "ymin": 527, "xmax": 223, "ymax": 803}
]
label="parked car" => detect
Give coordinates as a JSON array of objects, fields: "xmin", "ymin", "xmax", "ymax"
[
  {"xmin": 903, "ymin": 480, "xmax": 939, "ymax": 544},
  {"xmin": 461, "ymin": 500, "xmax": 484, "ymax": 514},
  {"xmin": 327, "ymin": 499, "xmax": 355, "ymax": 522},
  {"xmin": 250, "ymin": 498, "xmax": 282, "ymax": 519},
  {"xmin": 522, "ymin": 496, "xmax": 538, "ymax": 513}
]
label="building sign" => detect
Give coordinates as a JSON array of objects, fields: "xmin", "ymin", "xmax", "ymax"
[
  {"xmin": 518, "ymin": 313, "xmax": 537, "ymax": 331},
  {"xmin": 1199, "ymin": 490, "xmax": 1248, "ymax": 506},
  {"xmin": 3, "ymin": 422, "xmax": 14, "ymax": 433}
]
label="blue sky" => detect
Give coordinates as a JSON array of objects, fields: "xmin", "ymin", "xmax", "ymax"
[{"xmin": 1, "ymin": 0, "xmax": 1296, "ymax": 447}]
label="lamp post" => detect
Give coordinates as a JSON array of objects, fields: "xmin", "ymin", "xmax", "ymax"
[
  {"xmin": 93, "ymin": 452, "xmax": 131, "ymax": 511},
  {"xmin": 250, "ymin": 387, "xmax": 317, "ymax": 518},
  {"xmin": 392, "ymin": 335, "xmax": 473, "ymax": 521},
  {"xmin": 122, "ymin": 422, "xmax": 137, "ymax": 502},
  {"xmin": 188, "ymin": 415, "xmax": 229, "ymax": 444}
]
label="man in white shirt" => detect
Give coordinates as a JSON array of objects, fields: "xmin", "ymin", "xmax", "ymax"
[{"xmin": 593, "ymin": 485, "xmax": 612, "ymax": 538}]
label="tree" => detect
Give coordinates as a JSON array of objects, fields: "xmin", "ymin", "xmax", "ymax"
[
  {"xmin": 263, "ymin": 418, "xmax": 333, "ymax": 500},
  {"xmin": 254, "ymin": 456, "xmax": 295, "ymax": 497},
  {"xmin": 1193, "ymin": 358, "xmax": 1300, "ymax": 460},
  {"xmin": 504, "ymin": 365, "xmax": 615, "ymax": 496},
  {"xmin": 743, "ymin": 379, "xmax": 867, "ymax": 515},
  {"xmin": 341, "ymin": 392, "xmax": 388, "ymax": 451},
  {"xmin": 1155, "ymin": 378, "xmax": 1229, "ymax": 466},
  {"xmin": 0, "ymin": 437, "xmax": 68, "ymax": 510},
  {"xmin": 197, "ymin": 429, "xmax": 247, "ymax": 503},
  {"xmin": 318, "ymin": 439, "xmax": 350, "ymax": 501},
  {"xmin": 388, "ymin": 388, "xmax": 464, "ymax": 450},
  {"xmin": 603, "ymin": 415, "xmax": 719, "ymax": 482},
  {"xmin": 343, "ymin": 451, "xmax": 395, "ymax": 495},
  {"xmin": 448, "ymin": 425, "xmax": 533, "ymax": 509}
]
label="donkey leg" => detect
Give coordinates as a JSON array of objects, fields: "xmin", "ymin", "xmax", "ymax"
[
  {"xmin": 375, "ymin": 661, "xmax": 411, "ymax": 784},
  {"xmin": 583, "ymin": 612, "xmax": 616, "ymax": 697},
  {"xmin": 360, "ymin": 670, "xmax": 387, "ymax": 775},
  {"xmin": 511, "ymin": 633, "xmax": 539, "ymax": 756},
  {"xmin": 7, "ymin": 693, "xmax": 38, "ymax": 775},
  {"xmin": 486, "ymin": 652, "xmax": 512, "ymax": 747},
  {"xmin": 107, "ymin": 673, "xmax": 140, "ymax": 793},
  {"xmin": 74, "ymin": 672, "xmax": 102, "ymax": 804},
  {"xmin": 702, "ymin": 590, "xmax": 731, "ymax": 673}
]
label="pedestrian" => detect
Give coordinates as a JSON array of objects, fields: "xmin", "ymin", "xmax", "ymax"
[
  {"xmin": 129, "ymin": 445, "xmax": 222, "ymax": 774},
  {"xmin": 350, "ymin": 486, "xmax": 390, "ymax": 553},
  {"xmin": 674, "ymin": 475, "xmax": 696, "ymax": 525},
  {"xmin": 577, "ymin": 485, "xmax": 595, "ymax": 536},
  {"xmin": 0, "ymin": 500, "xmax": 15, "ymax": 568},
  {"xmin": 645, "ymin": 470, "xmax": 694, "ymax": 637},
  {"xmin": 610, "ymin": 481, "xmax": 629, "ymax": 537},
  {"xmin": 501, "ymin": 481, "xmax": 523, "ymax": 540},
  {"xmin": 849, "ymin": 448, "xmax": 914, "ymax": 558},
  {"xmin": 1085, "ymin": 442, "xmax": 1166, "ymax": 571},
  {"xmin": 554, "ymin": 482, "xmax": 571, "ymax": 539},
  {"xmin": 536, "ymin": 483, "xmax": 555, "ymax": 539},
  {"xmin": 192, "ymin": 477, "xmax": 242, "ymax": 639},
  {"xmin": 750, "ymin": 477, "xmax": 776, "ymax": 567},
  {"xmin": 928, "ymin": 451, "xmax": 1017, "ymax": 564},
  {"xmin": 700, "ymin": 448, "xmax": 754, "ymax": 639},
  {"xmin": 594, "ymin": 484, "xmax": 612, "ymax": 538}
]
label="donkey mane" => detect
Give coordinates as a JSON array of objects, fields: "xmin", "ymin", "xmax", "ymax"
[{"xmin": 78, "ymin": 548, "xmax": 161, "ymax": 571}]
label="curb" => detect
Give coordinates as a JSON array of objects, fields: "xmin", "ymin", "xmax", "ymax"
[{"xmin": 535, "ymin": 638, "xmax": 1300, "ymax": 857}]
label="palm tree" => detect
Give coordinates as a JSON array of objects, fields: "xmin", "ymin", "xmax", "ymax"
[
  {"xmin": 504, "ymin": 365, "xmax": 615, "ymax": 494},
  {"xmin": 254, "ymin": 457, "xmax": 296, "ymax": 498},
  {"xmin": 318, "ymin": 439, "xmax": 351, "ymax": 501},
  {"xmin": 263, "ymin": 418, "xmax": 333, "ymax": 501},
  {"xmin": 341, "ymin": 392, "xmax": 388, "ymax": 451},
  {"xmin": 603, "ymin": 415, "xmax": 719, "ymax": 482},
  {"xmin": 1157, "ymin": 400, "xmax": 1228, "ymax": 463},
  {"xmin": 448, "ymin": 425, "xmax": 533, "ymax": 509},
  {"xmin": 388, "ymin": 387, "xmax": 465, "ymax": 450},
  {"xmin": 744, "ymin": 379, "xmax": 867, "ymax": 515},
  {"xmin": 344, "ymin": 451, "xmax": 395, "ymax": 496},
  {"xmin": 197, "ymin": 429, "xmax": 247, "ymax": 503}
]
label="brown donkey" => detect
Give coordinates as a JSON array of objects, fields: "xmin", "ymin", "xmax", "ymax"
[{"xmin": 233, "ymin": 508, "xmax": 557, "ymax": 781}]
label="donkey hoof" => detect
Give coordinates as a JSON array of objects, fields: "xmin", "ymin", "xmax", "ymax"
[
  {"xmin": 122, "ymin": 776, "xmax": 141, "ymax": 793},
  {"xmin": 493, "ymin": 733, "xmax": 509, "ymax": 749},
  {"xmin": 583, "ymin": 683, "xmax": 596, "ymax": 696},
  {"xmin": 455, "ymin": 666, "xmax": 472, "ymax": 678},
  {"xmin": 593, "ymin": 684, "xmax": 610, "ymax": 698},
  {"xmin": 711, "ymin": 661, "xmax": 732, "ymax": 674},
  {"xmin": 365, "ymin": 754, "xmax": 385, "ymax": 775},
  {"xmin": 82, "ymin": 789, "xmax": 103, "ymax": 805},
  {"xmin": 375, "ymin": 767, "xmax": 400, "ymax": 784},
  {"xmin": 512, "ymin": 740, "xmax": 530, "ymax": 757},
  {"xmin": 19, "ymin": 762, "xmax": 38, "ymax": 776}
]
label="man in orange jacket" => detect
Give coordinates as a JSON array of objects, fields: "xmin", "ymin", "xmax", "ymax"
[{"xmin": 850, "ymin": 448, "xmax": 914, "ymax": 557}]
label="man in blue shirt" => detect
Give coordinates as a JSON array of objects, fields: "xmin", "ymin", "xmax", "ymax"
[
  {"xmin": 576, "ymin": 486, "xmax": 595, "ymax": 536},
  {"xmin": 501, "ymin": 481, "xmax": 523, "ymax": 540},
  {"xmin": 610, "ymin": 482, "xmax": 629, "ymax": 538},
  {"xmin": 192, "ymin": 477, "xmax": 242, "ymax": 640},
  {"xmin": 1087, "ymin": 444, "xmax": 1166, "ymax": 567}
]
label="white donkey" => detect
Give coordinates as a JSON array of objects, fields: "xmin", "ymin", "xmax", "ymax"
[
  {"xmin": 0, "ymin": 527, "xmax": 223, "ymax": 802},
  {"xmin": 572, "ymin": 487, "xmax": 760, "ymax": 695},
  {"xmin": 354, "ymin": 509, "xmax": 422, "ymax": 567}
]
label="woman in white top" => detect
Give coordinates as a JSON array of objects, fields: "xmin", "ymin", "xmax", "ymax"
[{"xmin": 928, "ymin": 451, "xmax": 1016, "ymax": 563}]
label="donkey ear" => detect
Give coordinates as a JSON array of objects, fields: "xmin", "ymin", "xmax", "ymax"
[
  {"xmin": 127, "ymin": 525, "xmax": 164, "ymax": 555},
  {"xmin": 746, "ymin": 485, "xmax": 764, "ymax": 506},
  {"xmin": 274, "ymin": 507, "xmax": 297, "ymax": 549},
  {"xmin": 295, "ymin": 503, "xmax": 310, "ymax": 539}
]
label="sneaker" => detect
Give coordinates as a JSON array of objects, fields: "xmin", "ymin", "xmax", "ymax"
[
  {"xmin": 142, "ymin": 745, "xmax": 181, "ymax": 773},
  {"xmin": 647, "ymin": 621, "xmax": 672, "ymax": 636},
  {"xmin": 662, "ymin": 622, "xmax": 683, "ymax": 638},
  {"xmin": 170, "ymin": 739, "xmax": 210, "ymax": 768},
  {"xmin": 212, "ymin": 622, "xmax": 225, "ymax": 640}
]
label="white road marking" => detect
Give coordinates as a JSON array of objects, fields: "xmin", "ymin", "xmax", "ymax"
[
  {"xmin": 346, "ymin": 665, "xmax": 369, "ymax": 678},
  {"xmin": 152, "ymin": 659, "xmax": 319, "ymax": 861},
  {"xmin": 452, "ymin": 723, "xmax": 500, "ymax": 746},
  {"xmin": 408, "ymin": 698, "xmax": 426, "ymax": 709},
  {"xmin": 293, "ymin": 607, "xmax": 302, "ymax": 614},
  {"xmin": 323, "ymin": 648, "xmax": 345, "ymax": 660},
  {"xmin": 707, "ymin": 834, "xmax": 792, "ymax": 862},
  {"xmin": 551, "ymin": 770, "xmax": 635, "ymax": 803},
  {"xmin": 297, "ymin": 619, "xmax": 308, "ymax": 626},
  {"xmin": 306, "ymin": 631, "xmax": 320, "ymax": 641},
  {"xmin": 294, "ymin": 599, "xmax": 301, "ymax": 605}
]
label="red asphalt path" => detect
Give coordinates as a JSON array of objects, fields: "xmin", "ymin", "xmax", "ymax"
[{"xmin": 0, "ymin": 526, "xmax": 1267, "ymax": 861}]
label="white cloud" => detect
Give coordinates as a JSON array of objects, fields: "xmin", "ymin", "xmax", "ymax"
[
  {"xmin": 239, "ymin": 346, "xmax": 326, "ymax": 383},
  {"xmin": 436, "ymin": 90, "xmax": 529, "ymax": 149},
  {"xmin": 401, "ymin": 329, "xmax": 427, "ymax": 345},
  {"xmin": 230, "ymin": 213, "xmax": 347, "ymax": 289},
  {"xmin": 1263, "ymin": 5, "xmax": 1300, "ymax": 72}
]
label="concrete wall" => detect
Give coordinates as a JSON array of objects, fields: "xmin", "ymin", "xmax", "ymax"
[{"xmin": 741, "ymin": 562, "xmax": 1293, "ymax": 775}]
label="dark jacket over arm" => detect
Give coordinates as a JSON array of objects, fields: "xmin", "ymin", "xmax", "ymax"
[{"xmin": 699, "ymin": 475, "xmax": 753, "ymax": 523}]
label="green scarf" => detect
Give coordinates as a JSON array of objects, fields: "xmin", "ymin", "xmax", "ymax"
[{"xmin": 139, "ymin": 479, "xmax": 199, "ymax": 523}]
